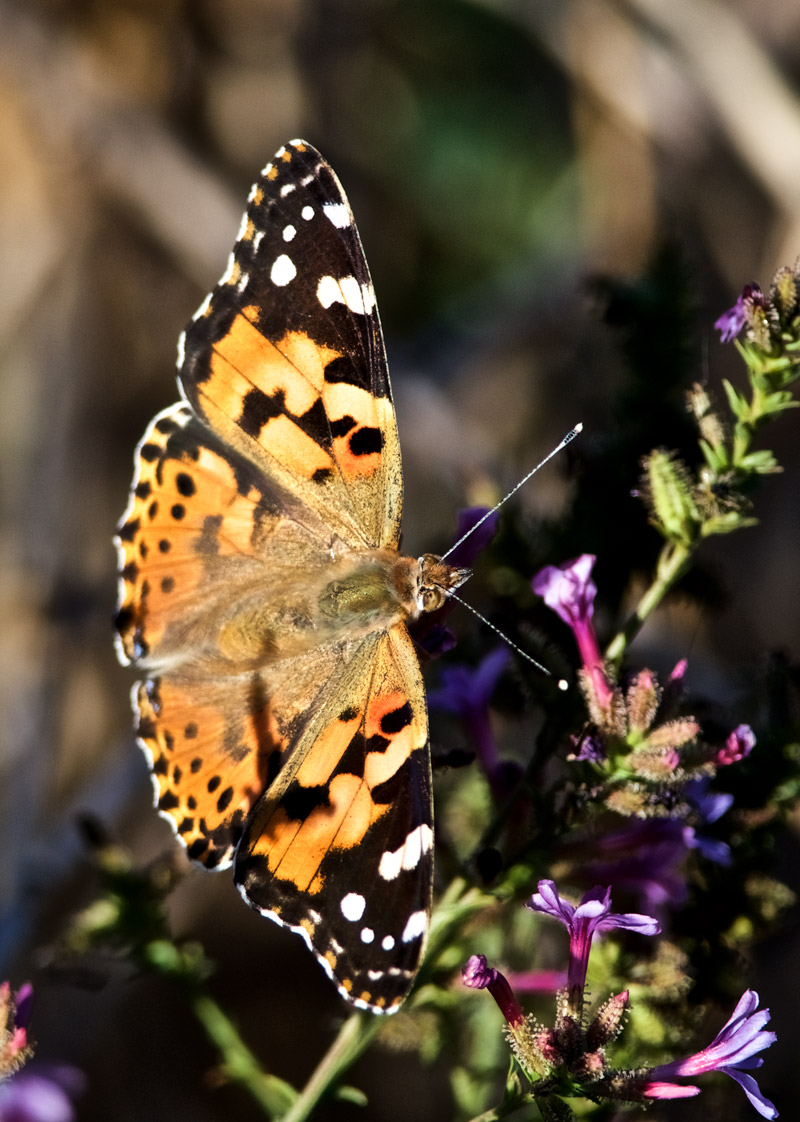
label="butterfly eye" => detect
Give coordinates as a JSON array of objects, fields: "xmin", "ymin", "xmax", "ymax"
[{"xmin": 420, "ymin": 586, "xmax": 447, "ymax": 613}]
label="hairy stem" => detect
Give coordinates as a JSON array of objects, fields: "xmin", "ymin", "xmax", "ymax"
[{"xmin": 605, "ymin": 541, "xmax": 692, "ymax": 664}]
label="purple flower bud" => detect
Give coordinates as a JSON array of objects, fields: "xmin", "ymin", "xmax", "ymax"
[
  {"xmin": 670, "ymin": 659, "xmax": 688, "ymax": 683},
  {"xmin": 717, "ymin": 723, "xmax": 756, "ymax": 766},
  {"xmin": 447, "ymin": 506, "xmax": 501, "ymax": 569},
  {"xmin": 715, "ymin": 284, "xmax": 764, "ymax": 343},
  {"xmin": 462, "ymin": 955, "xmax": 525, "ymax": 1028}
]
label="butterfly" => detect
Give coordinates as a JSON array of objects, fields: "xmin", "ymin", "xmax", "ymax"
[{"xmin": 115, "ymin": 139, "xmax": 469, "ymax": 1013}]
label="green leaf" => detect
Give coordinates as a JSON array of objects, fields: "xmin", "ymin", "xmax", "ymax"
[
  {"xmin": 722, "ymin": 378, "xmax": 749, "ymax": 421},
  {"xmin": 739, "ymin": 450, "xmax": 780, "ymax": 474},
  {"xmin": 698, "ymin": 437, "xmax": 730, "ymax": 473},
  {"xmin": 701, "ymin": 513, "xmax": 758, "ymax": 536}
]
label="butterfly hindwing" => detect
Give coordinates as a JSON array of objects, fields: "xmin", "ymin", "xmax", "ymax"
[{"xmin": 235, "ymin": 626, "xmax": 432, "ymax": 1012}]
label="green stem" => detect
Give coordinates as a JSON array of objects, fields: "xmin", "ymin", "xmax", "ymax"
[
  {"xmin": 281, "ymin": 1012, "xmax": 381, "ymax": 1122},
  {"xmin": 190, "ymin": 990, "xmax": 297, "ymax": 1116},
  {"xmin": 605, "ymin": 540, "xmax": 692, "ymax": 664},
  {"xmin": 139, "ymin": 939, "xmax": 296, "ymax": 1117}
]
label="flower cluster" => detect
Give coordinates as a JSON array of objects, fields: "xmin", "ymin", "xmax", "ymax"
[
  {"xmin": 463, "ymin": 882, "xmax": 777, "ymax": 1118},
  {"xmin": 714, "ymin": 264, "xmax": 800, "ymax": 360},
  {"xmin": 532, "ymin": 554, "xmax": 751, "ymax": 810}
]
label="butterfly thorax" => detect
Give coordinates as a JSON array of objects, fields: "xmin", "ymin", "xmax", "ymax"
[{"xmin": 317, "ymin": 550, "xmax": 470, "ymax": 633}]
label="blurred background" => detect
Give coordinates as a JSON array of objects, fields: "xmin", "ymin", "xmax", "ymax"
[{"xmin": 2, "ymin": 0, "xmax": 800, "ymax": 1117}]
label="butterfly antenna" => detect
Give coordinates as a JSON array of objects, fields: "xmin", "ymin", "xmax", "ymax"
[
  {"xmin": 445, "ymin": 589, "xmax": 568, "ymax": 690},
  {"xmin": 441, "ymin": 422, "xmax": 582, "ymax": 690},
  {"xmin": 441, "ymin": 423, "xmax": 583, "ymax": 561}
]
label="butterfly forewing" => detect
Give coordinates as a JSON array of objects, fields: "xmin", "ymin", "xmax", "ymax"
[{"xmin": 178, "ymin": 141, "xmax": 403, "ymax": 552}]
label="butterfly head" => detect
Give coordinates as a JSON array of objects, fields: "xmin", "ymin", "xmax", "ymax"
[{"xmin": 415, "ymin": 553, "xmax": 471, "ymax": 615}]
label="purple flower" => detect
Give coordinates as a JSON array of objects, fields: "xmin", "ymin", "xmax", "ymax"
[
  {"xmin": 462, "ymin": 954, "xmax": 525, "ymax": 1027},
  {"xmin": 532, "ymin": 554, "xmax": 597, "ymax": 633},
  {"xmin": 568, "ymin": 731, "xmax": 606, "ymax": 763},
  {"xmin": 428, "ymin": 647, "xmax": 518, "ymax": 794},
  {"xmin": 714, "ymin": 284, "xmax": 764, "ymax": 343},
  {"xmin": 643, "ymin": 990, "xmax": 777, "ymax": 1118},
  {"xmin": 0, "ymin": 1063, "xmax": 85, "ymax": 1122},
  {"xmin": 532, "ymin": 555, "xmax": 613, "ymax": 709},
  {"xmin": 527, "ymin": 880, "xmax": 659, "ymax": 1011},
  {"xmin": 569, "ymin": 819, "xmax": 690, "ymax": 915},
  {"xmin": 717, "ymin": 723, "xmax": 756, "ymax": 766},
  {"xmin": 684, "ymin": 778, "xmax": 734, "ymax": 866}
]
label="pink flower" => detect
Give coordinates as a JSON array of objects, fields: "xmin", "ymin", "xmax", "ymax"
[
  {"xmin": 642, "ymin": 990, "xmax": 777, "ymax": 1118},
  {"xmin": 527, "ymin": 881, "xmax": 659, "ymax": 1012},
  {"xmin": 532, "ymin": 555, "xmax": 613, "ymax": 709}
]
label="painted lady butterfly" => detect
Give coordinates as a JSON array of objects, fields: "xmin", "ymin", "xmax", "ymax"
[{"xmin": 115, "ymin": 140, "xmax": 469, "ymax": 1013}]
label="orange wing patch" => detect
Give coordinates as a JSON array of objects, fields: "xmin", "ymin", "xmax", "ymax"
[
  {"xmin": 193, "ymin": 319, "xmax": 397, "ymax": 543},
  {"xmin": 115, "ymin": 404, "xmax": 271, "ymax": 664},
  {"xmin": 135, "ymin": 674, "xmax": 282, "ymax": 869}
]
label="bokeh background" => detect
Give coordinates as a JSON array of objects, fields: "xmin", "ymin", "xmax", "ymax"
[{"xmin": 2, "ymin": 0, "xmax": 800, "ymax": 1117}]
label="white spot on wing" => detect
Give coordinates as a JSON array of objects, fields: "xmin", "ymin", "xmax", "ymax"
[
  {"xmin": 360, "ymin": 927, "xmax": 374, "ymax": 944},
  {"xmin": 340, "ymin": 892, "xmax": 366, "ymax": 922},
  {"xmin": 280, "ymin": 183, "xmax": 296, "ymax": 197},
  {"xmin": 317, "ymin": 275, "xmax": 340, "ymax": 309},
  {"xmin": 302, "ymin": 205, "xmax": 314, "ymax": 220},
  {"xmin": 323, "ymin": 202, "xmax": 350, "ymax": 229},
  {"xmin": 252, "ymin": 230, "xmax": 264, "ymax": 252},
  {"xmin": 381, "ymin": 935, "xmax": 395, "ymax": 951},
  {"xmin": 378, "ymin": 824, "xmax": 434, "ymax": 881},
  {"xmin": 271, "ymin": 254, "xmax": 297, "ymax": 286},
  {"xmin": 282, "ymin": 224, "xmax": 296, "ymax": 242},
  {"xmin": 402, "ymin": 910, "xmax": 427, "ymax": 944},
  {"xmin": 339, "ymin": 275, "xmax": 366, "ymax": 314},
  {"xmin": 316, "ymin": 275, "xmax": 376, "ymax": 316}
]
